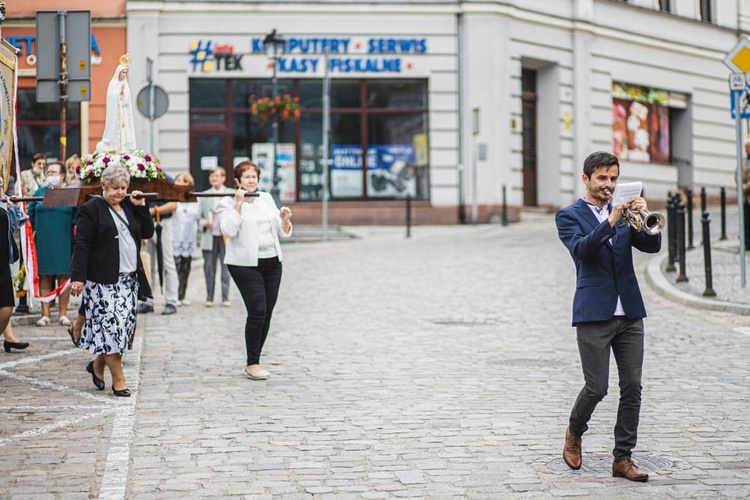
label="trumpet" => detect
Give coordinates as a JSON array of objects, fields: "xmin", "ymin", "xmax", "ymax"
[
  {"xmin": 602, "ymin": 188, "xmax": 665, "ymax": 235},
  {"xmin": 622, "ymin": 209, "xmax": 665, "ymax": 235}
]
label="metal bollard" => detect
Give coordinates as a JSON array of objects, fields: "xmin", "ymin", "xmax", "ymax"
[
  {"xmin": 700, "ymin": 186, "xmax": 707, "ymax": 213},
  {"xmin": 720, "ymin": 186, "xmax": 728, "ymax": 240},
  {"xmin": 406, "ymin": 194, "xmax": 412, "ymax": 238},
  {"xmin": 666, "ymin": 193, "xmax": 677, "ymax": 272},
  {"xmin": 701, "ymin": 210, "xmax": 717, "ymax": 297},
  {"xmin": 686, "ymin": 188, "xmax": 694, "ymax": 249},
  {"xmin": 676, "ymin": 200, "xmax": 689, "ymax": 283},
  {"xmin": 501, "ymin": 184, "xmax": 508, "ymax": 226}
]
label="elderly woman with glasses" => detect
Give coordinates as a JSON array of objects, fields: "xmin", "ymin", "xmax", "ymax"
[{"xmin": 69, "ymin": 165, "xmax": 153, "ymax": 397}]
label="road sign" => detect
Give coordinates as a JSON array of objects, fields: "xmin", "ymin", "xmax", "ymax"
[
  {"xmin": 724, "ymin": 37, "xmax": 750, "ymax": 73},
  {"xmin": 136, "ymin": 85, "xmax": 169, "ymax": 119},
  {"xmin": 36, "ymin": 11, "xmax": 91, "ymax": 103},
  {"xmin": 730, "ymin": 73, "xmax": 746, "ymax": 90},
  {"xmin": 729, "ymin": 87, "xmax": 750, "ymax": 119}
]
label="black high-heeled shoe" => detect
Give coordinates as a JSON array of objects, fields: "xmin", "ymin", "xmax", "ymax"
[
  {"xmin": 67, "ymin": 325, "xmax": 80, "ymax": 347},
  {"xmin": 3, "ymin": 340, "xmax": 29, "ymax": 353},
  {"xmin": 112, "ymin": 387, "xmax": 131, "ymax": 397},
  {"xmin": 86, "ymin": 361, "xmax": 105, "ymax": 391}
]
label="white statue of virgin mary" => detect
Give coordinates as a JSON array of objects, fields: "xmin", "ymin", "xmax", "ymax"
[{"xmin": 96, "ymin": 54, "xmax": 137, "ymax": 154}]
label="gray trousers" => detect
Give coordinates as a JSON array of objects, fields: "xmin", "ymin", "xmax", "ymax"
[
  {"xmin": 569, "ymin": 317, "xmax": 644, "ymax": 462},
  {"xmin": 203, "ymin": 236, "xmax": 230, "ymax": 302},
  {"xmin": 143, "ymin": 217, "xmax": 178, "ymax": 306}
]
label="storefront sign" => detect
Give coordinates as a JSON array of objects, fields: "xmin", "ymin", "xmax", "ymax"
[
  {"xmin": 4, "ymin": 34, "xmax": 103, "ymax": 67},
  {"xmin": 189, "ymin": 36, "xmax": 428, "ymax": 76}
]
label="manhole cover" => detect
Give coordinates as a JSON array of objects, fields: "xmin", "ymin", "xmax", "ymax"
[{"xmin": 548, "ymin": 454, "xmax": 672, "ymax": 474}]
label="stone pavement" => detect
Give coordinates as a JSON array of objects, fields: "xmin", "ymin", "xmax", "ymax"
[{"xmin": 1, "ymin": 214, "xmax": 750, "ymax": 498}]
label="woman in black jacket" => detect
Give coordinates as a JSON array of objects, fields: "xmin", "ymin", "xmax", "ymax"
[{"xmin": 70, "ymin": 165, "xmax": 154, "ymax": 397}]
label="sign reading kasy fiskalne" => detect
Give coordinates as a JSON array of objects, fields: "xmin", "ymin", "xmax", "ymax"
[{"xmin": 188, "ymin": 36, "xmax": 428, "ymax": 76}]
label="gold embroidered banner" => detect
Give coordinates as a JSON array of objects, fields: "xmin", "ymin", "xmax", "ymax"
[{"xmin": 0, "ymin": 38, "xmax": 16, "ymax": 190}]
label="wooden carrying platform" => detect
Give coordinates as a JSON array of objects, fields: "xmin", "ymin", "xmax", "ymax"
[{"xmin": 13, "ymin": 178, "xmax": 257, "ymax": 207}]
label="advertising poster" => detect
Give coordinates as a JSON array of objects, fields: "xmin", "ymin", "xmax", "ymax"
[
  {"xmin": 251, "ymin": 143, "xmax": 296, "ymax": 202},
  {"xmin": 331, "ymin": 145, "xmax": 365, "ymax": 197},
  {"xmin": 276, "ymin": 143, "xmax": 296, "ymax": 202},
  {"xmin": 0, "ymin": 39, "xmax": 17, "ymax": 189},
  {"xmin": 611, "ymin": 82, "xmax": 671, "ymax": 164},
  {"xmin": 367, "ymin": 145, "xmax": 416, "ymax": 198}
]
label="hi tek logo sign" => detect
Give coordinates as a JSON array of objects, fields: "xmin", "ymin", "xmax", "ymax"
[{"xmin": 189, "ymin": 40, "xmax": 243, "ymax": 72}]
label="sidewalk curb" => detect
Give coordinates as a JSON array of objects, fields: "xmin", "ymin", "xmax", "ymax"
[{"xmin": 645, "ymin": 254, "xmax": 750, "ymax": 316}]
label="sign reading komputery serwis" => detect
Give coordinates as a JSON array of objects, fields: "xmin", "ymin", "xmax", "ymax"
[{"xmin": 188, "ymin": 36, "xmax": 428, "ymax": 76}]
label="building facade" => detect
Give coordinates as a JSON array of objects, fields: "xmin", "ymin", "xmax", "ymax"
[
  {"xmin": 25, "ymin": 0, "xmax": 745, "ymax": 224},
  {"xmin": 3, "ymin": 0, "xmax": 127, "ymax": 169}
]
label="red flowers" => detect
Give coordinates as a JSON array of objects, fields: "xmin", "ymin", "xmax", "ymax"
[{"xmin": 249, "ymin": 94, "xmax": 301, "ymax": 123}]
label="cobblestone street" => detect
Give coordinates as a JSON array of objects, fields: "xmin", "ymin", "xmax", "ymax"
[{"xmin": 1, "ymin": 215, "xmax": 749, "ymax": 498}]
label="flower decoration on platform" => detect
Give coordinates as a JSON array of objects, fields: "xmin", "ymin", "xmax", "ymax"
[
  {"xmin": 248, "ymin": 94, "xmax": 301, "ymax": 123},
  {"xmin": 79, "ymin": 150, "xmax": 165, "ymax": 183}
]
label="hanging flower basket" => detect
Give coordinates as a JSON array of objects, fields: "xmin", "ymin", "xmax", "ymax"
[{"xmin": 249, "ymin": 94, "xmax": 301, "ymax": 123}]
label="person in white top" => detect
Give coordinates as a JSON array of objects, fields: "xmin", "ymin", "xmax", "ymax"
[
  {"xmin": 197, "ymin": 167, "xmax": 234, "ymax": 307},
  {"xmin": 172, "ymin": 173, "xmax": 200, "ymax": 305},
  {"xmin": 216, "ymin": 161, "xmax": 292, "ymax": 380}
]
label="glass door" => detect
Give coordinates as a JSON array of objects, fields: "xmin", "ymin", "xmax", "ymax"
[{"xmin": 191, "ymin": 134, "xmax": 228, "ymax": 191}]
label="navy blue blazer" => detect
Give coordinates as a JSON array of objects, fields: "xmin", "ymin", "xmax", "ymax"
[{"xmin": 555, "ymin": 198, "xmax": 661, "ymax": 326}]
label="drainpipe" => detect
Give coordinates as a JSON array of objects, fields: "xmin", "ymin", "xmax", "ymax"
[{"xmin": 456, "ymin": 0, "xmax": 466, "ymax": 223}]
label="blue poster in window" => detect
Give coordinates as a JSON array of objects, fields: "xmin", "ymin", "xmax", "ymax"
[
  {"xmin": 331, "ymin": 145, "xmax": 365, "ymax": 197},
  {"xmin": 367, "ymin": 145, "xmax": 416, "ymax": 198}
]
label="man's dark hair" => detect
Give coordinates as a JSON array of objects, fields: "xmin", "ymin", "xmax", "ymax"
[
  {"xmin": 583, "ymin": 151, "xmax": 619, "ymax": 178},
  {"xmin": 32, "ymin": 153, "xmax": 47, "ymax": 163}
]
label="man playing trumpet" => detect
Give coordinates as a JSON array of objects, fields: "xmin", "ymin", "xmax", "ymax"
[{"xmin": 555, "ymin": 151, "xmax": 661, "ymax": 482}]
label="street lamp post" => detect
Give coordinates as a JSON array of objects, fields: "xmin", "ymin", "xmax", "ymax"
[{"xmin": 264, "ymin": 29, "xmax": 285, "ymax": 207}]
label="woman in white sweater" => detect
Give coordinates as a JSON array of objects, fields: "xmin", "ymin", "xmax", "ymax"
[{"xmin": 216, "ymin": 161, "xmax": 293, "ymax": 380}]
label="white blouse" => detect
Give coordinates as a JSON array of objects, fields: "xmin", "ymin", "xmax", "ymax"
[{"xmin": 109, "ymin": 208, "xmax": 137, "ymax": 273}]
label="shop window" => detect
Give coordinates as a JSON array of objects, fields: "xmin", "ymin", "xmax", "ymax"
[
  {"xmin": 231, "ymin": 79, "xmax": 293, "ymax": 109},
  {"xmin": 16, "ymin": 89, "xmax": 80, "ymax": 169},
  {"xmin": 367, "ymin": 80, "xmax": 427, "ymax": 109},
  {"xmin": 611, "ymin": 82, "xmax": 686, "ymax": 164},
  {"xmin": 300, "ymin": 80, "xmax": 360, "ymax": 109},
  {"xmin": 231, "ymin": 112, "xmax": 296, "ymax": 201},
  {"xmin": 367, "ymin": 113, "xmax": 428, "ymax": 199},
  {"xmin": 191, "ymin": 113, "xmax": 225, "ymax": 125},
  {"xmin": 189, "ymin": 80, "xmax": 227, "ymax": 109},
  {"xmin": 699, "ymin": 0, "xmax": 712, "ymax": 22},
  {"xmin": 189, "ymin": 78, "xmax": 429, "ymax": 202}
]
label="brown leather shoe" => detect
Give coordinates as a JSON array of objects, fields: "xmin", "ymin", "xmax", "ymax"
[
  {"xmin": 563, "ymin": 427, "xmax": 582, "ymax": 470},
  {"xmin": 612, "ymin": 458, "xmax": 648, "ymax": 482}
]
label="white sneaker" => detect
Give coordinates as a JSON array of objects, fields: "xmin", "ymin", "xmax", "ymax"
[
  {"xmin": 205, "ymin": 301, "xmax": 213, "ymax": 307},
  {"xmin": 221, "ymin": 301, "xmax": 231, "ymax": 307},
  {"xmin": 181, "ymin": 299, "xmax": 191, "ymax": 306},
  {"xmin": 176, "ymin": 300, "xmax": 183, "ymax": 306},
  {"xmin": 244, "ymin": 367, "xmax": 270, "ymax": 380}
]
